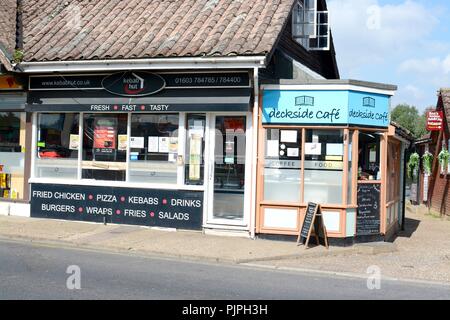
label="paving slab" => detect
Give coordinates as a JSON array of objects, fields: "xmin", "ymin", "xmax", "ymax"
[
  {"xmin": 252, "ymin": 205, "xmax": 450, "ymax": 284},
  {"xmin": 0, "ymin": 216, "xmax": 372, "ymax": 264}
]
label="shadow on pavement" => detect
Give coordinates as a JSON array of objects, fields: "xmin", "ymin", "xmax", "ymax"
[{"xmin": 397, "ymin": 217, "xmax": 421, "ymax": 238}]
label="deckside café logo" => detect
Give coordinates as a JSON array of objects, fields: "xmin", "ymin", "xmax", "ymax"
[
  {"xmin": 349, "ymin": 96, "xmax": 389, "ymax": 125},
  {"xmin": 267, "ymin": 95, "xmax": 341, "ymax": 123}
]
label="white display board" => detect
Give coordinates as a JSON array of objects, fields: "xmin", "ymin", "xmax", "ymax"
[{"xmin": 263, "ymin": 208, "xmax": 298, "ymax": 229}]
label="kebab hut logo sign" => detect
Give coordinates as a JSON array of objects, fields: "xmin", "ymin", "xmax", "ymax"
[
  {"xmin": 102, "ymin": 71, "xmax": 166, "ymax": 97},
  {"xmin": 426, "ymin": 111, "xmax": 444, "ymax": 131},
  {"xmin": 30, "ymin": 184, "xmax": 203, "ymax": 230}
]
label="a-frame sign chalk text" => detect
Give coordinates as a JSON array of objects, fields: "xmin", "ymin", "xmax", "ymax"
[{"xmin": 297, "ymin": 202, "xmax": 329, "ymax": 249}]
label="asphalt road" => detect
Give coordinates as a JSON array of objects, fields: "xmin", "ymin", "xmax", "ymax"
[{"xmin": 0, "ymin": 239, "xmax": 449, "ymax": 300}]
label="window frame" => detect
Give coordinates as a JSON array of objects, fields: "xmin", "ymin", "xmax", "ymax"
[
  {"xmin": 31, "ymin": 112, "xmax": 204, "ymax": 191},
  {"xmin": 260, "ymin": 126, "xmax": 350, "ymax": 207}
]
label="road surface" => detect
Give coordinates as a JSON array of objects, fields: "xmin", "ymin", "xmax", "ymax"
[{"xmin": 0, "ymin": 239, "xmax": 449, "ymax": 300}]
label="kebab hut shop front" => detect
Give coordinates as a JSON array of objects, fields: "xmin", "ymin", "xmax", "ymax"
[
  {"xmin": 27, "ymin": 71, "xmax": 253, "ymax": 231},
  {"xmin": 256, "ymin": 81, "xmax": 406, "ymax": 243}
]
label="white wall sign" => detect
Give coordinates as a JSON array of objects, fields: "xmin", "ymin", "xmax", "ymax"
[
  {"xmin": 148, "ymin": 136, "xmax": 158, "ymax": 152},
  {"xmin": 305, "ymin": 142, "xmax": 322, "ymax": 155},
  {"xmin": 130, "ymin": 136, "xmax": 144, "ymax": 149},
  {"xmin": 280, "ymin": 130, "xmax": 297, "ymax": 143}
]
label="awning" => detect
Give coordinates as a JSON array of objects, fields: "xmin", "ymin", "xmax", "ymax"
[
  {"xmin": 26, "ymin": 88, "xmax": 252, "ymax": 113},
  {"xmin": 0, "ymin": 93, "xmax": 26, "ymax": 111}
]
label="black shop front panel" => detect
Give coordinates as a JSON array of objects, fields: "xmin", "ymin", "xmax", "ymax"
[{"xmin": 30, "ymin": 183, "xmax": 203, "ymax": 230}]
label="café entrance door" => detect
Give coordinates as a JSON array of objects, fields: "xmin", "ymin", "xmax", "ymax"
[{"xmin": 206, "ymin": 114, "xmax": 251, "ymax": 227}]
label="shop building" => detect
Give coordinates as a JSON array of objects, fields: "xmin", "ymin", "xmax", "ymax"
[
  {"xmin": 414, "ymin": 89, "xmax": 450, "ymax": 216},
  {"xmin": 0, "ymin": 1, "xmax": 30, "ymax": 216},
  {"xmin": 1, "ymin": 0, "xmax": 343, "ymax": 237},
  {"xmin": 0, "ymin": 0, "xmax": 412, "ymax": 243},
  {"xmin": 256, "ymin": 80, "xmax": 413, "ymax": 243}
]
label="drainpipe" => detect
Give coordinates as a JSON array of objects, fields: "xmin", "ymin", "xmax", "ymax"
[{"xmin": 250, "ymin": 67, "xmax": 259, "ymax": 239}]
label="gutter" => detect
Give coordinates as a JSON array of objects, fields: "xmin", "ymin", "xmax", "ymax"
[{"xmin": 19, "ymin": 56, "xmax": 267, "ymax": 73}]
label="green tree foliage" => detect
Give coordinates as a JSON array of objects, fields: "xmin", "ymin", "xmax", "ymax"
[{"xmin": 391, "ymin": 104, "xmax": 427, "ymax": 138}]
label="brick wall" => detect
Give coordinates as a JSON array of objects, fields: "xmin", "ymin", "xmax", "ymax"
[{"xmin": 429, "ymin": 171, "xmax": 450, "ymax": 216}]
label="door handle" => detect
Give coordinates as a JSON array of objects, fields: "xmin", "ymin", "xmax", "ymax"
[{"xmin": 209, "ymin": 162, "xmax": 214, "ymax": 181}]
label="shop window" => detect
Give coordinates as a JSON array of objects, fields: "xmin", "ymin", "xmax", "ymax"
[
  {"xmin": 36, "ymin": 113, "xmax": 79, "ymax": 180},
  {"xmin": 387, "ymin": 140, "xmax": 401, "ymax": 202},
  {"xmin": 348, "ymin": 131, "xmax": 353, "ymax": 205},
  {"xmin": 292, "ymin": 1, "xmax": 330, "ymax": 51},
  {"xmin": 0, "ymin": 112, "xmax": 25, "ymax": 199},
  {"xmin": 303, "ymin": 129, "xmax": 344, "ymax": 205},
  {"xmin": 358, "ymin": 131, "xmax": 381, "ymax": 181},
  {"xmin": 129, "ymin": 114, "xmax": 179, "ymax": 184},
  {"xmin": 82, "ymin": 114, "xmax": 127, "ymax": 181},
  {"xmin": 185, "ymin": 114, "xmax": 206, "ymax": 185},
  {"xmin": 263, "ymin": 129, "xmax": 302, "ymax": 203}
]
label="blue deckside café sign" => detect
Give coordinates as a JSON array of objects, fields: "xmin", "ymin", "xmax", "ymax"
[{"xmin": 262, "ymin": 90, "xmax": 391, "ymax": 128}]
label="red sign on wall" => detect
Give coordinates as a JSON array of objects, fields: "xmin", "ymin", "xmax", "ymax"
[{"xmin": 426, "ymin": 111, "xmax": 444, "ymax": 131}]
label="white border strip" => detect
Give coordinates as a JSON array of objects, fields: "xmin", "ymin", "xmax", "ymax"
[
  {"xmin": 20, "ymin": 56, "xmax": 267, "ymax": 73},
  {"xmin": 261, "ymin": 84, "xmax": 396, "ymax": 96}
]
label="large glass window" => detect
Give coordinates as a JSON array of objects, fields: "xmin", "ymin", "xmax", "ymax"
[
  {"xmin": 303, "ymin": 129, "xmax": 344, "ymax": 204},
  {"xmin": 82, "ymin": 114, "xmax": 127, "ymax": 181},
  {"xmin": 263, "ymin": 129, "xmax": 302, "ymax": 203},
  {"xmin": 358, "ymin": 131, "xmax": 381, "ymax": 181},
  {"xmin": 185, "ymin": 114, "xmax": 206, "ymax": 185},
  {"xmin": 348, "ymin": 130, "xmax": 353, "ymax": 205},
  {"xmin": 36, "ymin": 113, "xmax": 79, "ymax": 180},
  {"xmin": 128, "ymin": 114, "xmax": 179, "ymax": 184},
  {"xmin": 0, "ymin": 112, "xmax": 25, "ymax": 199}
]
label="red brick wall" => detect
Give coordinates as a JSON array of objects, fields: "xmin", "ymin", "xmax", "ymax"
[{"xmin": 429, "ymin": 172, "xmax": 450, "ymax": 215}]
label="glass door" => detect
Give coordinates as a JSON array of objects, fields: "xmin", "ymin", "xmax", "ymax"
[{"xmin": 207, "ymin": 115, "xmax": 248, "ymax": 224}]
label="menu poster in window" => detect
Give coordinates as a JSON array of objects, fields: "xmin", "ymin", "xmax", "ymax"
[
  {"xmin": 369, "ymin": 147, "xmax": 377, "ymax": 163},
  {"xmin": 190, "ymin": 121, "xmax": 204, "ymax": 138},
  {"xmin": 325, "ymin": 143, "xmax": 343, "ymax": 161},
  {"xmin": 305, "ymin": 143, "xmax": 322, "ymax": 155},
  {"xmin": 280, "ymin": 130, "xmax": 297, "ymax": 143},
  {"xmin": 69, "ymin": 134, "xmax": 79, "ymax": 150},
  {"xmin": 169, "ymin": 137, "xmax": 178, "ymax": 154},
  {"xmin": 158, "ymin": 137, "xmax": 169, "ymax": 153},
  {"xmin": 287, "ymin": 148, "xmax": 299, "ymax": 157},
  {"xmin": 189, "ymin": 134, "xmax": 202, "ymax": 181},
  {"xmin": 93, "ymin": 118, "xmax": 117, "ymax": 154},
  {"xmin": 130, "ymin": 137, "xmax": 144, "ymax": 149},
  {"xmin": 266, "ymin": 140, "xmax": 279, "ymax": 157},
  {"xmin": 326, "ymin": 143, "xmax": 343, "ymax": 156},
  {"xmin": 225, "ymin": 129, "xmax": 235, "ymax": 164},
  {"xmin": 118, "ymin": 135, "xmax": 128, "ymax": 151},
  {"xmin": 148, "ymin": 136, "xmax": 158, "ymax": 153}
]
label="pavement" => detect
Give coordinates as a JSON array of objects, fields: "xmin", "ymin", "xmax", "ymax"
[
  {"xmin": 0, "ymin": 203, "xmax": 448, "ymax": 285},
  {"xmin": 0, "ymin": 215, "xmax": 372, "ymax": 264},
  {"xmin": 254, "ymin": 204, "xmax": 450, "ymax": 284}
]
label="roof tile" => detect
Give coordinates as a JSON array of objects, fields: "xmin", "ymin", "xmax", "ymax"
[
  {"xmin": 21, "ymin": 0, "xmax": 295, "ymax": 61},
  {"xmin": 0, "ymin": 0, "xmax": 17, "ymax": 57}
]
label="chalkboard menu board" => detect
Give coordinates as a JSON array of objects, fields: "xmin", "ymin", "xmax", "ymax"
[
  {"xmin": 297, "ymin": 202, "xmax": 328, "ymax": 249},
  {"xmin": 301, "ymin": 202, "xmax": 317, "ymax": 239},
  {"xmin": 357, "ymin": 183, "xmax": 381, "ymax": 235}
]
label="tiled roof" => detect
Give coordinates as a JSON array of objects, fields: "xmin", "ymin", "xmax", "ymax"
[
  {"xmin": 0, "ymin": 0, "xmax": 17, "ymax": 57},
  {"xmin": 441, "ymin": 89, "xmax": 450, "ymax": 132},
  {"xmin": 22, "ymin": 0, "xmax": 295, "ymax": 62}
]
